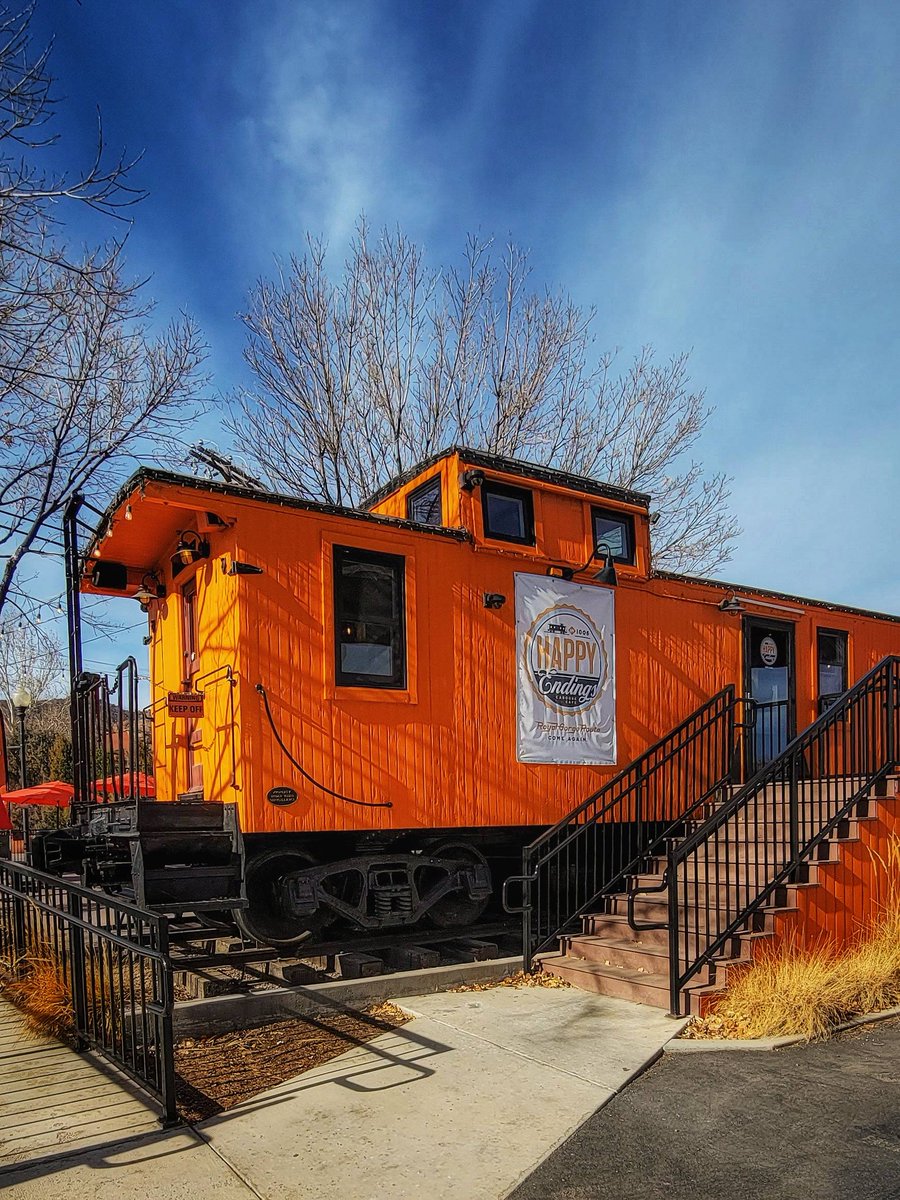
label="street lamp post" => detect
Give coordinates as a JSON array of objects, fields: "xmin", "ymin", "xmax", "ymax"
[{"xmin": 11, "ymin": 682, "xmax": 33, "ymax": 854}]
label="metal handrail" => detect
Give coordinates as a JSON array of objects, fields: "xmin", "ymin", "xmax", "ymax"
[
  {"xmin": 0, "ymin": 860, "xmax": 177, "ymax": 1124},
  {"xmin": 666, "ymin": 655, "xmax": 900, "ymax": 1015},
  {"xmin": 72, "ymin": 657, "xmax": 146, "ymax": 821},
  {"xmin": 506, "ymin": 686, "xmax": 741, "ymax": 970}
]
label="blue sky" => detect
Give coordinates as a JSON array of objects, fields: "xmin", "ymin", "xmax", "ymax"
[{"xmin": 24, "ymin": 0, "xmax": 900, "ymax": 676}]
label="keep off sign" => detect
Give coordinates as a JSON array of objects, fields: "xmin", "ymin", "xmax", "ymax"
[{"xmin": 167, "ymin": 690, "xmax": 204, "ymax": 718}]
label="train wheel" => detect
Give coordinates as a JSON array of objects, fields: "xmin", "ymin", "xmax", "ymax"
[
  {"xmin": 235, "ymin": 848, "xmax": 324, "ymax": 948},
  {"xmin": 421, "ymin": 842, "xmax": 491, "ymax": 928}
]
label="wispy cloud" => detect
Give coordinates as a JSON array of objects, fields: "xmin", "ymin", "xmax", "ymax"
[{"xmin": 230, "ymin": 6, "xmax": 437, "ymax": 255}]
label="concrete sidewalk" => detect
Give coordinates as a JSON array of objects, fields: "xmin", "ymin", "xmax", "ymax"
[
  {"xmin": 197, "ymin": 987, "xmax": 683, "ymax": 1200},
  {"xmin": 1, "ymin": 986, "xmax": 683, "ymax": 1199}
]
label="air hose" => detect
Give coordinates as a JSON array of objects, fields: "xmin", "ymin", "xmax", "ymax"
[{"xmin": 255, "ymin": 683, "xmax": 392, "ymax": 809}]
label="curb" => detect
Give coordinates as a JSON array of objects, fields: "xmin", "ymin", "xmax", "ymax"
[
  {"xmin": 664, "ymin": 1003, "xmax": 900, "ymax": 1053},
  {"xmin": 173, "ymin": 955, "xmax": 523, "ymax": 1037}
]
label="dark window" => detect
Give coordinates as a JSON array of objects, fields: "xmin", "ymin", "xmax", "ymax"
[
  {"xmin": 817, "ymin": 629, "xmax": 847, "ymax": 711},
  {"xmin": 333, "ymin": 546, "xmax": 406, "ymax": 688},
  {"xmin": 591, "ymin": 507, "xmax": 635, "ymax": 564},
  {"xmin": 406, "ymin": 477, "xmax": 442, "ymax": 526},
  {"xmin": 482, "ymin": 481, "xmax": 535, "ymax": 545}
]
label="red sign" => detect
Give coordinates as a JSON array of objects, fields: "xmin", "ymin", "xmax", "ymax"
[{"xmin": 167, "ymin": 690, "xmax": 204, "ymax": 718}]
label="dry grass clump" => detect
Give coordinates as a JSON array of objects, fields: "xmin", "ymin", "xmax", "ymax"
[
  {"xmin": 1, "ymin": 954, "xmax": 73, "ymax": 1041},
  {"xmin": 686, "ymin": 837, "xmax": 900, "ymax": 1041}
]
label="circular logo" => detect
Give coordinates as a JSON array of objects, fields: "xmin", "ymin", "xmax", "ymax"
[
  {"xmin": 267, "ymin": 786, "xmax": 298, "ymax": 806},
  {"xmin": 760, "ymin": 636, "xmax": 778, "ymax": 667},
  {"xmin": 526, "ymin": 605, "xmax": 607, "ymax": 714}
]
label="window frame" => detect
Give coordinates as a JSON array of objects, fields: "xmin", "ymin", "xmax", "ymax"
[
  {"xmin": 590, "ymin": 506, "xmax": 636, "ymax": 566},
  {"xmin": 481, "ymin": 480, "xmax": 536, "ymax": 546},
  {"xmin": 333, "ymin": 545, "xmax": 407, "ymax": 690},
  {"xmin": 405, "ymin": 476, "xmax": 442, "ymax": 527},
  {"xmin": 816, "ymin": 627, "xmax": 848, "ymax": 713}
]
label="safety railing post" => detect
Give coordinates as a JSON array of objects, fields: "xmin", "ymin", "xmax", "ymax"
[
  {"xmin": 11, "ymin": 885, "xmax": 26, "ymax": 959},
  {"xmin": 788, "ymin": 753, "xmax": 800, "ymax": 879},
  {"xmin": 888, "ymin": 661, "xmax": 897, "ymax": 770},
  {"xmin": 667, "ymin": 843, "xmax": 681, "ymax": 1017},
  {"xmin": 152, "ymin": 914, "xmax": 178, "ymax": 1127},
  {"xmin": 67, "ymin": 891, "xmax": 89, "ymax": 1051},
  {"xmin": 521, "ymin": 848, "xmax": 534, "ymax": 972}
]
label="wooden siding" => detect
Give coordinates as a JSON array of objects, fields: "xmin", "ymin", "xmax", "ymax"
[{"xmin": 86, "ymin": 465, "xmax": 900, "ymax": 842}]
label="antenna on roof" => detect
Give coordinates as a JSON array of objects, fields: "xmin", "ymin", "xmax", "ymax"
[{"xmin": 189, "ymin": 443, "xmax": 265, "ymax": 491}]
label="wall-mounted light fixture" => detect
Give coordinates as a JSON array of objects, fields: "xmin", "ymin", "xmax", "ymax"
[
  {"xmin": 719, "ymin": 592, "xmax": 803, "ymax": 617},
  {"xmin": 460, "ymin": 468, "xmax": 486, "ymax": 491},
  {"xmin": 718, "ymin": 595, "xmax": 745, "ymax": 613},
  {"xmin": 483, "ymin": 592, "xmax": 506, "ymax": 609},
  {"xmin": 545, "ymin": 543, "xmax": 618, "ymax": 587},
  {"xmin": 133, "ymin": 573, "xmax": 166, "ymax": 606},
  {"xmin": 173, "ymin": 530, "xmax": 210, "ymax": 567},
  {"xmin": 593, "ymin": 545, "xmax": 618, "ymax": 587}
]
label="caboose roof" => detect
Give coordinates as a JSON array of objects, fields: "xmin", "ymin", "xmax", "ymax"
[
  {"xmin": 362, "ymin": 446, "xmax": 652, "ymax": 510},
  {"xmin": 83, "ymin": 467, "xmax": 471, "ymax": 570}
]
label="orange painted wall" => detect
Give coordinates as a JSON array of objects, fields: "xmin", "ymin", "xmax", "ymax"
[
  {"xmin": 87, "ymin": 465, "xmax": 900, "ymax": 841},
  {"xmin": 770, "ymin": 791, "xmax": 900, "ymax": 952}
]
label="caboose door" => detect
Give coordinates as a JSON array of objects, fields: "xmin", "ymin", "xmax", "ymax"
[{"xmin": 743, "ymin": 616, "xmax": 796, "ymax": 776}]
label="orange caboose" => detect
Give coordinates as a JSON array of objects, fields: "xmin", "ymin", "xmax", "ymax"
[{"xmin": 80, "ymin": 447, "xmax": 900, "ymax": 944}]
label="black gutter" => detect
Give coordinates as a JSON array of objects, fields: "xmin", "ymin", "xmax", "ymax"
[
  {"xmin": 654, "ymin": 569, "xmax": 900, "ymax": 625},
  {"xmin": 362, "ymin": 445, "xmax": 652, "ymax": 510}
]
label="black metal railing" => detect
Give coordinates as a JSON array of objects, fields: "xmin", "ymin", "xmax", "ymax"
[
  {"xmin": 72, "ymin": 657, "xmax": 148, "ymax": 820},
  {"xmin": 0, "ymin": 860, "xmax": 177, "ymax": 1124},
  {"xmin": 505, "ymin": 686, "xmax": 741, "ymax": 970},
  {"xmin": 665, "ymin": 656, "xmax": 900, "ymax": 1015},
  {"xmin": 746, "ymin": 698, "xmax": 791, "ymax": 774}
]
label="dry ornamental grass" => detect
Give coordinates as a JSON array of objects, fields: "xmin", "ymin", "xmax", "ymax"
[
  {"xmin": 686, "ymin": 837, "xmax": 900, "ymax": 1041},
  {"xmin": 2, "ymin": 955, "xmax": 73, "ymax": 1040}
]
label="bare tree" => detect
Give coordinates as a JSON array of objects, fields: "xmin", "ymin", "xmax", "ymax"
[
  {"xmin": 0, "ymin": 619, "xmax": 65, "ymax": 728},
  {"xmin": 229, "ymin": 220, "xmax": 739, "ymax": 573},
  {"xmin": 0, "ymin": 4, "xmax": 207, "ymax": 621}
]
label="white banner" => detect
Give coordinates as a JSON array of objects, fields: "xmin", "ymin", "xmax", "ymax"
[{"xmin": 515, "ymin": 574, "xmax": 616, "ymax": 765}]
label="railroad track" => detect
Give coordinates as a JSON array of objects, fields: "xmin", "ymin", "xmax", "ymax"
[{"xmin": 168, "ymin": 916, "xmax": 522, "ymax": 998}]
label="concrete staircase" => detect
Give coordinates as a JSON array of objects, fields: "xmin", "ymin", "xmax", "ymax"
[{"xmin": 542, "ymin": 776, "xmax": 899, "ymax": 1013}]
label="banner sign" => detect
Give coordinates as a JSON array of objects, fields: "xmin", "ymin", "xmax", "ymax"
[
  {"xmin": 515, "ymin": 574, "xmax": 616, "ymax": 765},
  {"xmin": 167, "ymin": 690, "xmax": 204, "ymax": 719}
]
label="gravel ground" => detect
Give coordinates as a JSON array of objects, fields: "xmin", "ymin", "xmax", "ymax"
[{"xmin": 511, "ymin": 1017, "xmax": 900, "ymax": 1200}]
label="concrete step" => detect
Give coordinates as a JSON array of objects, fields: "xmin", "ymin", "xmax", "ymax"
[
  {"xmin": 541, "ymin": 955, "xmax": 670, "ymax": 1009},
  {"xmin": 628, "ymin": 865, "xmax": 818, "ymax": 892},
  {"xmin": 580, "ymin": 907, "xmax": 782, "ymax": 949},
  {"xmin": 562, "ymin": 933, "xmax": 672, "ymax": 977},
  {"xmin": 605, "ymin": 883, "xmax": 813, "ymax": 926}
]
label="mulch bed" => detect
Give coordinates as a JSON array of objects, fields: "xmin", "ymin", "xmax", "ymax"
[{"xmin": 174, "ymin": 1002, "xmax": 408, "ymax": 1122}]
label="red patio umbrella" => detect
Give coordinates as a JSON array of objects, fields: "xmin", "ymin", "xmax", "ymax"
[
  {"xmin": 0, "ymin": 798, "xmax": 11, "ymax": 831},
  {"xmin": 92, "ymin": 772, "xmax": 156, "ymax": 798},
  {"xmin": 0, "ymin": 781, "xmax": 74, "ymax": 807}
]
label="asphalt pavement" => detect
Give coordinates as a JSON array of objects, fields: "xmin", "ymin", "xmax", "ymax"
[{"xmin": 511, "ymin": 1017, "xmax": 900, "ymax": 1200}]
